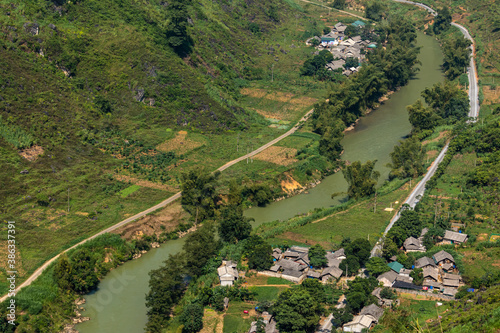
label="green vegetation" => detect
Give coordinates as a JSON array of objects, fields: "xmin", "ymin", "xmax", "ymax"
[
  {"xmin": 0, "ymin": 115, "xmax": 34, "ymax": 149},
  {"xmin": 342, "ymin": 160, "xmax": 380, "ymax": 200}
]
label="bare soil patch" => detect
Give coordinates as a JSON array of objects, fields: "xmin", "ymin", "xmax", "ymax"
[
  {"xmin": 483, "ymin": 85, "xmax": 499, "ymax": 104},
  {"xmin": 19, "ymin": 145, "xmax": 44, "ymax": 161},
  {"xmin": 254, "ymin": 146, "xmax": 298, "ymax": 166},
  {"xmin": 281, "ymin": 173, "xmax": 303, "ymax": 194},
  {"xmin": 426, "ymin": 150, "xmax": 438, "ymax": 159},
  {"xmin": 0, "ymin": 240, "xmax": 26, "ymax": 277},
  {"xmin": 200, "ymin": 309, "xmax": 223, "ymax": 333},
  {"xmin": 113, "ymin": 202, "xmax": 188, "ymax": 240},
  {"xmin": 113, "ymin": 173, "xmax": 178, "ymax": 192},
  {"xmin": 156, "ymin": 131, "xmax": 205, "ymax": 155}
]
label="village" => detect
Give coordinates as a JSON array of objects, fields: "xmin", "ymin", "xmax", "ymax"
[
  {"xmin": 216, "ymin": 229, "xmax": 468, "ymax": 333},
  {"xmin": 306, "ymin": 21, "xmax": 377, "ymax": 76}
]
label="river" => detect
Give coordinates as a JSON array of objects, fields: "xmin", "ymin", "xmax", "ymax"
[{"xmin": 76, "ymin": 31, "xmax": 443, "ymax": 333}]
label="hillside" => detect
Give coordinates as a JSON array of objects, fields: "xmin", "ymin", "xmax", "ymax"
[{"xmin": 0, "ymin": 0, "xmax": 339, "ymax": 292}]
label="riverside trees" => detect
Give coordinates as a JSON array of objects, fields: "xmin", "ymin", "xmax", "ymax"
[
  {"xmin": 342, "ymin": 160, "xmax": 380, "ymax": 200},
  {"xmin": 314, "ymin": 16, "xmax": 420, "ymax": 163}
]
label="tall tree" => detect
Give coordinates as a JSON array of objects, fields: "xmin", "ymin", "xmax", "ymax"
[
  {"xmin": 219, "ymin": 181, "xmax": 253, "ymax": 243},
  {"xmin": 422, "ymin": 81, "xmax": 469, "ymax": 121},
  {"xmin": 318, "ymin": 119, "xmax": 344, "ymax": 162},
  {"xmin": 273, "ymin": 289, "xmax": 320, "ymax": 333},
  {"xmin": 433, "ymin": 7, "xmax": 452, "ymax": 34},
  {"xmin": 183, "ymin": 223, "xmax": 219, "ymax": 277},
  {"xmin": 146, "ymin": 254, "xmax": 186, "ymax": 333},
  {"xmin": 387, "ymin": 137, "xmax": 425, "ymax": 179},
  {"xmin": 54, "ymin": 254, "xmax": 73, "ymax": 291},
  {"xmin": 365, "ymin": 0, "xmax": 386, "ymax": 21},
  {"xmin": 70, "ymin": 249, "xmax": 99, "ymax": 294},
  {"xmin": 309, "ymin": 244, "xmax": 327, "ymax": 268},
  {"xmin": 407, "ymin": 99, "xmax": 439, "ymax": 131},
  {"xmin": 181, "ymin": 170, "xmax": 220, "ymax": 224},
  {"xmin": 442, "ymin": 36, "xmax": 471, "ymax": 80},
  {"xmin": 180, "ymin": 303, "xmax": 204, "ymax": 333},
  {"xmin": 166, "ymin": 0, "xmax": 193, "ymax": 56},
  {"xmin": 342, "ymin": 160, "xmax": 380, "ymax": 200}
]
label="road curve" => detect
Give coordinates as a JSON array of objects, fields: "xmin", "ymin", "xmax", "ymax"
[
  {"xmin": 0, "ymin": 108, "xmax": 315, "ymax": 303},
  {"xmin": 370, "ymin": 1, "xmax": 479, "ymax": 257}
]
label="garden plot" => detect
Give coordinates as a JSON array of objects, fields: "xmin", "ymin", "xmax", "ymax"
[
  {"xmin": 156, "ymin": 131, "xmax": 206, "ymax": 155},
  {"xmin": 254, "ymin": 146, "xmax": 298, "ymax": 166}
]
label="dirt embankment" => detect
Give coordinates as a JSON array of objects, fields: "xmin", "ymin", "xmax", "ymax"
[{"xmin": 113, "ymin": 202, "xmax": 188, "ymax": 240}]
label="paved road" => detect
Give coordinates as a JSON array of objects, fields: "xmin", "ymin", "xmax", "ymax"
[
  {"xmin": 0, "ymin": 108, "xmax": 315, "ymax": 303},
  {"xmin": 370, "ymin": 0, "xmax": 479, "ymax": 257}
]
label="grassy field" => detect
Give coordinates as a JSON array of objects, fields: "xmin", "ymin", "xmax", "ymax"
[
  {"xmin": 223, "ymin": 302, "xmax": 256, "ymax": 333},
  {"xmin": 249, "ymin": 286, "xmax": 288, "ymax": 302},
  {"xmin": 264, "ymin": 183, "xmax": 413, "ymax": 248}
]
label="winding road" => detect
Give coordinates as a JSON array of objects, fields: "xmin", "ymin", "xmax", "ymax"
[
  {"xmin": 0, "ymin": 108, "xmax": 315, "ymax": 303},
  {"xmin": 370, "ymin": 0, "xmax": 479, "ymax": 257}
]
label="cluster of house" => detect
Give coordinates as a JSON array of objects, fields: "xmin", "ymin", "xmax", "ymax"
[
  {"xmin": 402, "ymin": 228, "xmax": 468, "ymax": 253},
  {"xmin": 307, "ymin": 21, "xmax": 377, "ymax": 76},
  {"xmin": 261, "ymin": 246, "xmax": 346, "ymax": 283}
]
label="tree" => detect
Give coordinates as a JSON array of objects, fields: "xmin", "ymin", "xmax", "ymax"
[
  {"xmin": 218, "ymin": 181, "xmax": 253, "ymax": 243},
  {"xmin": 433, "ymin": 7, "xmax": 452, "ymax": 34},
  {"xmin": 339, "ymin": 254, "xmax": 360, "ymax": 276},
  {"xmin": 407, "ymin": 99, "xmax": 439, "ymax": 131},
  {"xmin": 180, "ymin": 304, "xmax": 204, "ymax": 333},
  {"xmin": 331, "ymin": 306, "xmax": 353, "ymax": 327},
  {"xmin": 273, "ymin": 289, "xmax": 320, "ymax": 333},
  {"xmin": 344, "ymin": 25, "xmax": 359, "ymax": 38},
  {"xmin": 146, "ymin": 254, "xmax": 186, "ymax": 332},
  {"xmin": 70, "ymin": 249, "xmax": 99, "ymax": 294},
  {"xmin": 54, "ymin": 254, "xmax": 73, "ymax": 291},
  {"xmin": 248, "ymin": 243, "xmax": 273, "ymax": 270},
  {"xmin": 166, "ymin": 0, "xmax": 193, "ymax": 56},
  {"xmin": 342, "ymin": 160, "xmax": 380, "ymax": 200},
  {"xmin": 380, "ymin": 287, "xmax": 397, "ymax": 299},
  {"xmin": 300, "ymin": 279, "xmax": 327, "ymax": 303},
  {"xmin": 387, "ymin": 137, "xmax": 425, "ymax": 179},
  {"xmin": 366, "ymin": 1, "xmax": 386, "ymax": 21},
  {"xmin": 382, "ymin": 238, "xmax": 399, "ymax": 260},
  {"xmin": 346, "ymin": 291, "xmax": 366, "ymax": 312},
  {"xmin": 442, "ymin": 36, "xmax": 471, "ymax": 80},
  {"xmin": 309, "ymin": 244, "xmax": 327, "ymax": 268},
  {"xmin": 332, "ymin": 0, "xmax": 346, "ymax": 10},
  {"xmin": 318, "ymin": 119, "xmax": 344, "ymax": 162},
  {"xmin": 345, "ymin": 238, "xmax": 371, "ymax": 265},
  {"xmin": 181, "ymin": 170, "xmax": 220, "ymax": 224},
  {"xmin": 410, "ymin": 268, "xmax": 424, "ymax": 286},
  {"xmin": 183, "ymin": 223, "xmax": 219, "ymax": 277},
  {"xmin": 365, "ymin": 257, "xmax": 390, "ymax": 277},
  {"xmin": 422, "ymin": 80, "xmax": 469, "ymax": 121},
  {"xmin": 344, "ymin": 57, "xmax": 359, "ymax": 69}
]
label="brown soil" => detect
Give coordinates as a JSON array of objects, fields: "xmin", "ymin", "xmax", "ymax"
[
  {"xmin": 254, "ymin": 146, "xmax": 298, "ymax": 166},
  {"xmin": 113, "ymin": 202, "xmax": 188, "ymax": 240},
  {"xmin": 477, "ymin": 233, "xmax": 488, "ymax": 241},
  {"xmin": 426, "ymin": 150, "xmax": 438, "ymax": 159},
  {"xmin": 19, "ymin": 145, "xmax": 44, "ymax": 161},
  {"xmin": 0, "ymin": 240, "xmax": 26, "ymax": 277},
  {"xmin": 280, "ymin": 173, "xmax": 303, "ymax": 194},
  {"xmin": 200, "ymin": 309, "xmax": 223, "ymax": 333},
  {"xmin": 483, "ymin": 85, "xmax": 499, "ymax": 104},
  {"xmin": 113, "ymin": 173, "xmax": 178, "ymax": 192},
  {"xmin": 156, "ymin": 131, "xmax": 205, "ymax": 155}
]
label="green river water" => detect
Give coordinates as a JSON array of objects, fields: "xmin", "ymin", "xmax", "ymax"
[{"xmin": 77, "ymin": 31, "xmax": 443, "ymax": 333}]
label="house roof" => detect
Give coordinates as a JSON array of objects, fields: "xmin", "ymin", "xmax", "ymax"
[
  {"xmin": 290, "ymin": 246, "xmax": 309, "ymax": 253},
  {"xmin": 422, "ymin": 267, "xmax": 439, "ymax": 281},
  {"xmin": 360, "ymin": 304, "xmax": 384, "ymax": 321},
  {"xmin": 352, "ymin": 20, "xmax": 366, "ymax": 27},
  {"xmin": 404, "ymin": 236, "xmax": 421, "ymax": 246},
  {"xmin": 423, "ymin": 280, "xmax": 442, "ymax": 288},
  {"xmin": 442, "ymin": 262, "xmax": 455, "ymax": 271},
  {"xmin": 396, "ymin": 275, "xmax": 413, "ymax": 284},
  {"xmin": 388, "ymin": 261, "xmax": 404, "ymax": 273},
  {"xmin": 344, "ymin": 315, "xmax": 374, "ymax": 328},
  {"xmin": 283, "ymin": 250, "xmax": 300, "ymax": 258},
  {"xmin": 321, "ymin": 266, "xmax": 343, "ymax": 279},
  {"xmin": 307, "ymin": 271, "xmax": 321, "ymax": 278},
  {"xmin": 444, "ymin": 230, "xmax": 468, "ymax": 243},
  {"xmin": 433, "ymin": 250, "xmax": 455, "ymax": 264},
  {"xmin": 443, "ymin": 287, "xmax": 458, "ymax": 297},
  {"xmin": 218, "ymin": 265, "xmax": 238, "ymax": 278},
  {"xmin": 400, "ymin": 268, "xmax": 413, "ymax": 275},
  {"xmin": 389, "ymin": 255, "xmax": 398, "ymax": 262},
  {"xmin": 392, "ymin": 280, "xmax": 421, "ymax": 290},
  {"xmin": 269, "ymin": 264, "xmax": 280, "ymax": 272},
  {"xmin": 415, "ymin": 257, "xmax": 436, "ymax": 268},
  {"xmin": 282, "ymin": 268, "xmax": 303, "ymax": 278},
  {"xmin": 334, "ymin": 22, "xmax": 347, "ymax": 32},
  {"xmin": 273, "ymin": 248, "xmax": 282, "ymax": 254},
  {"xmin": 420, "ymin": 228, "xmax": 429, "ymax": 237},
  {"xmin": 443, "ymin": 279, "xmax": 460, "ymax": 287},
  {"xmin": 371, "ymin": 287, "xmax": 382, "ymax": 299},
  {"xmin": 378, "ymin": 270, "xmax": 398, "ymax": 284},
  {"xmin": 443, "ymin": 273, "xmax": 461, "ymax": 281},
  {"xmin": 278, "ymin": 259, "xmax": 305, "ymax": 271},
  {"xmin": 332, "ymin": 248, "xmax": 345, "ymax": 258}
]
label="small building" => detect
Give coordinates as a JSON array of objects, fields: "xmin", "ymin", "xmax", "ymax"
[
  {"xmin": 442, "ymin": 262, "xmax": 455, "ymax": 272},
  {"xmin": 433, "ymin": 250, "xmax": 455, "ymax": 266},
  {"xmin": 443, "ymin": 273, "xmax": 461, "ymax": 282},
  {"xmin": 334, "ymin": 22, "xmax": 348, "ymax": 33},
  {"xmin": 218, "ymin": 261, "xmax": 239, "ymax": 286},
  {"xmin": 351, "ymin": 20, "xmax": 366, "ymax": 28},
  {"xmin": 378, "ymin": 270, "xmax": 398, "ymax": 287},
  {"xmin": 443, "ymin": 287, "xmax": 458, "ymax": 297},
  {"xmin": 443, "ymin": 278, "xmax": 460, "ymax": 288},
  {"xmin": 443, "ymin": 230, "xmax": 468, "ymax": 244},
  {"xmin": 343, "ymin": 315, "xmax": 376, "ymax": 332},
  {"xmin": 423, "ymin": 280, "xmax": 442, "ymax": 290},
  {"xmin": 272, "ymin": 248, "xmax": 282, "ymax": 260},
  {"xmin": 399, "ymin": 268, "xmax": 413, "ymax": 277},
  {"xmin": 396, "ymin": 275, "xmax": 413, "ymax": 284},
  {"xmin": 392, "ymin": 280, "xmax": 421, "ymax": 290},
  {"xmin": 371, "ymin": 288, "xmax": 397, "ymax": 307},
  {"xmin": 307, "ymin": 270, "xmax": 321, "ymax": 279},
  {"xmin": 415, "ymin": 256, "xmax": 436, "ymax": 269},
  {"xmin": 320, "ymin": 266, "xmax": 343, "ymax": 282},
  {"xmin": 388, "ymin": 261, "xmax": 404, "ymax": 274},
  {"xmin": 403, "ymin": 237, "xmax": 426, "ymax": 252},
  {"xmin": 422, "ymin": 266, "xmax": 439, "ymax": 282},
  {"xmin": 360, "ymin": 304, "xmax": 384, "ymax": 322}
]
